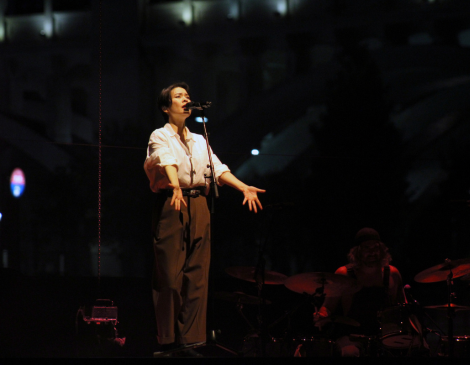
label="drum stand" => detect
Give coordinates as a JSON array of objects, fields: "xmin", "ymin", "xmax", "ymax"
[
  {"xmin": 247, "ymin": 204, "xmax": 283, "ymax": 356},
  {"xmin": 445, "ymin": 267, "xmax": 455, "ymax": 358},
  {"xmin": 267, "ymin": 293, "xmax": 312, "ymax": 334},
  {"xmin": 252, "ymin": 253, "xmax": 269, "ymax": 356}
]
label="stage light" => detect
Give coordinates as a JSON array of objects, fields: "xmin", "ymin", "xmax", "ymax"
[
  {"xmin": 276, "ymin": 1, "xmax": 287, "ymax": 16},
  {"xmin": 10, "ymin": 168, "xmax": 25, "ymax": 198},
  {"xmin": 458, "ymin": 29, "xmax": 470, "ymax": 48},
  {"xmin": 409, "ymin": 32, "xmax": 433, "ymax": 45},
  {"xmin": 0, "ymin": 212, "xmax": 2, "ymax": 222},
  {"xmin": 195, "ymin": 117, "xmax": 208, "ymax": 123},
  {"xmin": 251, "ymin": 149, "xmax": 259, "ymax": 156},
  {"xmin": 2, "ymin": 250, "xmax": 7, "ymax": 269},
  {"xmin": 182, "ymin": 5, "xmax": 192, "ymax": 26},
  {"xmin": 227, "ymin": 2, "xmax": 239, "ymax": 21},
  {"xmin": 42, "ymin": 20, "xmax": 53, "ymax": 38}
]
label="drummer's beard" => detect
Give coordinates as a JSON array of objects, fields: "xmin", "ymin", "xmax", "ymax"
[{"xmin": 361, "ymin": 254, "xmax": 381, "ymax": 267}]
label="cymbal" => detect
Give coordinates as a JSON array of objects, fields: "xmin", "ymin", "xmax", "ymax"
[
  {"xmin": 424, "ymin": 303, "xmax": 470, "ymax": 311},
  {"xmin": 315, "ymin": 315, "xmax": 360, "ymax": 328},
  {"xmin": 225, "ymin": 266, "xmax": 288, "ymax": 285},
  {"xmin": 461, "ymin": 273, "xmax": 470, "ymax": 281},
  {"xmin": 284, "ymin": 272, "xmax": 362, "ymax": 297},
  {"xmin": 414, "ymin": 258, "xmax": 470, "ymax": 283},
  {"xmin": 213, "ymin": 291, "xmax": 271, "ymax": 305}
]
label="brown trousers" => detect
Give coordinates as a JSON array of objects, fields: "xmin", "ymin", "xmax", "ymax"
[{"xmin": 151, "ymin": 193, "xmax": 211, "ymax": 345}]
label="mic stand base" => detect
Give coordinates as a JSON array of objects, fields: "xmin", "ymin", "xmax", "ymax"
[{"xmin": 153, "ymin": 338, "xmax": 241, "ymax": 358}]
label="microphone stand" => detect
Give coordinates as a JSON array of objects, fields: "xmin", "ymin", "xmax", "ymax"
[
  {"xmin": 200, "ymin": 105, "xmax": 219, "ymax": 210},
  {"xmin": 197, "ymin": 103, "xmax": 239, "ymax": 356}
]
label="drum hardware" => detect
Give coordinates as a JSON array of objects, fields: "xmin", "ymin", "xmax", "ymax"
[
  {"xmin": 213, "ymin": 291, "xmax": 272, "ymax": 306},
  {"xmin": 424, "ymin": 303, "xmax": 470, "ymax": 311},
  {"xmin": 293, "ymin": 335, "xmax": 336, "ymax": 357},
  {"xmin": 439, "ymin": 335, "xmax": 470, "ymax": 358},
  {"xmin": 284, "ymin": 272, "xmax": 336, "ymax": 334},
  {"xmin": 414, "ymin": 257, "xmax": 470, "ymax": 357},
  {"xmin": 284, "ymin": 272, "xmax": 362, "ymax": 297},
  {"xmin": 348, "ymin": 334, "xmax": 378, "ymax": 357},
  {"xmin": 225, "ymin": 266, "xmax": 288, "ymax": 357},
  {"xmin": 315, "ymin": 315, "xmax": 360, "ymax": 328},
  {"xmin": 266, "ymin": 293, "xmax": 308, "ymax": 333},
  {"xmin": 414, "ymin": 258, "xmax": 470, "ymax": 283},
  {"xmin": 461, "ymin": 273, "xmax": 470, "ymax": 281},
  {"xmin": 225, "ymin": 197, "xmax": 289, "ymax": 358},
  {"xmin": 225, "ymin": 266, "xmax": 287, "ymax": 285},
  {"xmin": 213, "ymin": 291, "xmax": 266, "ymax": 337},
  {"xmin": 404, "ymin": 285, "xmax": 450, "ymax": 355},
  {"xmin": 377, "ymin": 304, "xmax": 422, "ymax": 351},
  {"xmin": 282, "ymin": 272, "xmax": 363, "ymax": 356},
  {"xmin": 225, "ymin": 268, "xmax": 287, "ymax": 357}
]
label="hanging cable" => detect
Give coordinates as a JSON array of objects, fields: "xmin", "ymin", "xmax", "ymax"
[{"xmin": 98, "ymin": 0, "xmax": 102, "ymax": 294}]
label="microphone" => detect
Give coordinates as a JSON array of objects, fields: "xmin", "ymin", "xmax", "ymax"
[
  {"xmin": 183, "ymin": 101, "xmax": 212, "ymax": 110},
  {"xmin": 404, "ymin": 284, "xmax": 419, "ymax": 304}
]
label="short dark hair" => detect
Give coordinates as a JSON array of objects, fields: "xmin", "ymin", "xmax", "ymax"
[{"xmin": 157, "ymin": 82, "xmax": 190, "ymax": 122}]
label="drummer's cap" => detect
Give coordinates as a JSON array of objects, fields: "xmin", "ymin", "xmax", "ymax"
[{"xmin": 355, "ymin": 227, "xmax": 381, "ymax": 245}]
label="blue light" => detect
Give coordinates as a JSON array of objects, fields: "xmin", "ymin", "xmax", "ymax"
[
  {"xmin": 10, "ymin": 168, "xmax": 25, "ymax": 198},
  {"xmin": 0, "ymin": 213, "xmax": 2, "ymax": 222},
  {"xmin": 251, "ymin": 149, "xmax": 260, "ymax": 156},
  {"xmin": 195, "ymin": 117, "xmax": 208, "ymax": 123},
  {"xmin": 11, "ymin": 185, "xmax": 24, "ymax": 198}
]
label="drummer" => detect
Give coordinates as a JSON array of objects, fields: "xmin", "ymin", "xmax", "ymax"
[{"xmin": 314, "ymin": 227, "xmax": 407, "ymax": 357}]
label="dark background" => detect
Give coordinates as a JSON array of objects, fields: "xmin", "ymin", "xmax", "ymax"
[{"xmin": 1, "ymin": 0, "xmax": 470, "ymax": 357}]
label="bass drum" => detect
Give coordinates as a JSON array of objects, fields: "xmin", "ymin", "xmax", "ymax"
[
  {"xmin": 378, "ymin": 305, "xmax": 422, "ymax": 349},
  {"xmin": 293, "ymin": 336, "xmax": 336, "ymax": 357},
  {"xmin": 439, "ymin": 336, "xmax": 470, "ymax": 358}
]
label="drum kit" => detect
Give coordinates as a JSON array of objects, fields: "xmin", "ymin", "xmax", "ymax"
[{"xmin": 213, "ymin": 257, "xmax": 470, "ymax": 357}]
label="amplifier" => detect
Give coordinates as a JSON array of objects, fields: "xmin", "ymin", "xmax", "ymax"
[
  {"xmin": 76, "ymin": 299, "xmax": 126, "ymax": 356},
  {"xmin": 81, "ymin": 299, "xmax": 118, "ymax": 324}
]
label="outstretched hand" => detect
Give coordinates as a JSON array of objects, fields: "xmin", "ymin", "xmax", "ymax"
[{"xmin": 242, "ymin": 186, "xmax": 266, "ymax": 213}]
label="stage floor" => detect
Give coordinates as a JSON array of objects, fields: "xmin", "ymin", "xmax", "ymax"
[{"xmin": 1, "ymin": 269, "xmax": 468, "ymax": 358}]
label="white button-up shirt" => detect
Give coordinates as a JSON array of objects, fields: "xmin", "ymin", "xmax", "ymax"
[{"xmin": 144, "ymin": 123, "xmax": 230, "ymax": 193}]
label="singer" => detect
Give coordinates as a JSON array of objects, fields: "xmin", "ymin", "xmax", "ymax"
[{"xmin": 144, "ymin": 82, "xmax": 265, "ymax": 357}]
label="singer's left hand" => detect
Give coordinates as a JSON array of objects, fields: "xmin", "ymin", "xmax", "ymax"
[{"xmin": 242, "ymin": 186, "xmax": 265, "ymax": 213}]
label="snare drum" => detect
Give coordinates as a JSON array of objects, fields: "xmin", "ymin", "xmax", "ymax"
[
  {"xmin": 266, "ymin": 337, "xmax": 294, "ymax": 357},
  {"xmin": 242, "ymin": 336, "xmax": 294, "ymax": 357},
  {"xmin": 293, "ymin": 336, "xmax": 336, "ymax": 357},
  {"xmin": 439, "ymin": 336, "xmax": 470, "ymax": 357},
  {"xmin": 378, "ymin": 305, "xmax": 421, "ymax": 349}
]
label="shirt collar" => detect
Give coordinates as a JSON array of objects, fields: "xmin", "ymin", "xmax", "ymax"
[{"xmin": 164, "ymin": 123, "xmax": 195, "ymax": 142}]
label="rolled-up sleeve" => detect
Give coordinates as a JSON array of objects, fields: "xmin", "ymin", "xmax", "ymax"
[
  {"xmin": 146, "ymin": 130, "xmax": 178, "ymax": 169},
  {"xmin": 210, "ymin": 148, "xmax": 230, "ymax": 185},
  {"xmin": 144, "ymin": 130, "xmax": 178, "ymax": 192}
]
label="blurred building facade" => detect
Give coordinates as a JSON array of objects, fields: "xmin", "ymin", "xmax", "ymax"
[{"xmin": 1, "ymin": 0, "xmax": 469, "ymax": 278}]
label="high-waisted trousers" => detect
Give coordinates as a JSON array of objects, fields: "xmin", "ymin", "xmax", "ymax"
[{"xmin": 151, "ymin": 193, "xmax": 210, "ymax": 345}]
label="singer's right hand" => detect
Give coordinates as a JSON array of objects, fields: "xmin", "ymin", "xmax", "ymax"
[{"xmin": 168, "ymin": 184, "xmax": 187, "ymax": 211}]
